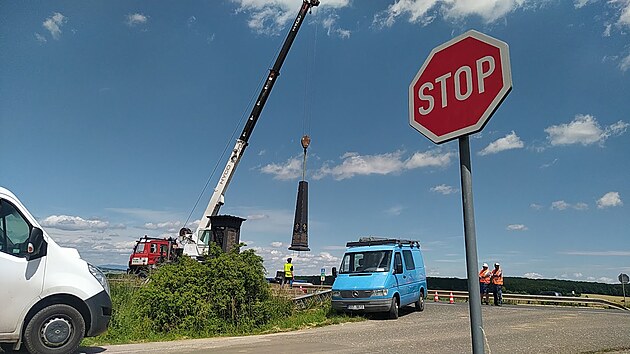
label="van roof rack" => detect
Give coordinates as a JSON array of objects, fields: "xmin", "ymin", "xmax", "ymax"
[{"xmin": 346, "ymin": 237, "xmax": 421, "ymax": 248}]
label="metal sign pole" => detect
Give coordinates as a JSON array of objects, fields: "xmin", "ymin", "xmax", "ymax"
[{"xmin": 459, "ymin": 135, "xmax": 485, "ymax": 354}]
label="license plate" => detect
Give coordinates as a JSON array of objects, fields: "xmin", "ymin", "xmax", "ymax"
[{"xmin": 347, "ymin": 304, "xmax": 364, "ymax": 310}]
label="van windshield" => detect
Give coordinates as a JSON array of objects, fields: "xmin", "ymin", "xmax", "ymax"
[{"xmin": 339, "ymin": 250, "xmax": 392, "ymax": 274}]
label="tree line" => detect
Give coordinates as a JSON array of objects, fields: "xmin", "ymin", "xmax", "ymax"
[{"xmin": 299, "ymin": 276, "xmax": 625, "ymax": 296}]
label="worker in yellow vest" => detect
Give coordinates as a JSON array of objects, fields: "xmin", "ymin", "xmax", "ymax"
[
  {"xmin": 490, "ymin": 262, "xmax": 504, "ymax": 306},
  {"xmin": 282, "ymin": 257, "xmax": 294, "ymax": 289}
]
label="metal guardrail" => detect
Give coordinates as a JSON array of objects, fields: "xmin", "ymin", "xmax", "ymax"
[
  {"xmin": 293, "ymin": 290, "xmax": 332, "ymax": 309},
  {"xmin": 429, "ymin": 290, "xmax": 630, "ymax": 311},
  {"xmin": 290, "ymin": 288, "xmax": 629, "ymax": 312}
]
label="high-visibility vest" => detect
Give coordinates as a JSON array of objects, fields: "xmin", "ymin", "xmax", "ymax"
[
  {"xmin": 284, "ymin": 263, "xmax": 293, "ymax": 278},
  {"xmin": 479, "ymin": 269, "xmax": 491, "ymax": 284},
  {"xmin": 491, "ymin": 269, "xmax": 503, "ymax": 285}
]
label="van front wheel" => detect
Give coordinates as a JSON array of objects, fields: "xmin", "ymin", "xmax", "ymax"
[
  {"xmin": 388, "ymin": 296, "xmax": 399, "ymax": 319},
  {"xmin": 24, "ymin": 304, "xmax": 85, "ymax": 354}
]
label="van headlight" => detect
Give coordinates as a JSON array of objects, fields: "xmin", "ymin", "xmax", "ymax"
[
  {"xmin": 371, "ymin": 289, "xmax": 388, "ymax": 297},
  {"xmin": 88, "ymin": 264, "xmax": 110, "ymax": 295},
  {"xmin": 332, "ymin": 290, "xmax": 341, "ymax": 297}
]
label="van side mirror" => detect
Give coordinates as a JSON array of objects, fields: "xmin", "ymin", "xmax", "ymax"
[
  {"xmin": 395, "ymin": 263, "xmax": 403, "ymax": 274},
  {"xmin": 332, "ymin": 267, "xmax": 337, "ymax": 278},
  {"xmin": 27, "ymin": 227, "xmax": 45, "ymax": 260}
]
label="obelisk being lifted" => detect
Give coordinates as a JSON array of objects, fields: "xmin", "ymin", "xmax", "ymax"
[{"xmin": 289, "ymin": 135, "xmax": 311, "ymax": 251}]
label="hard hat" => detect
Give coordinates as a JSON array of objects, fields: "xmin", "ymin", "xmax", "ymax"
[
  {"xmin": 482, "ymin": 263, "xmax": 488, "ymax": 268},
  {"xmin": 494, "ymin": 262, "xmax": 500, "ymax": 267}
]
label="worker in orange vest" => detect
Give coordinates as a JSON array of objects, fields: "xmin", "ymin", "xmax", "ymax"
[
  {"xmin": 479, "ymin": 263, "xmax": 491, "ymax": 305},
  {"xmin": 490, "ymin": 262, "xmax": 504, "ymax": 306}
]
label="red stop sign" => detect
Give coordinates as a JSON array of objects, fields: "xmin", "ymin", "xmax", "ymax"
[{"xmin": 409, "ymin": 30, "xmax": 512, "ymax": 144}]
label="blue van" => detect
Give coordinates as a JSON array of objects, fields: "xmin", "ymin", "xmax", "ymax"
[{"xmin": 331, "ymin": 238, "xmax": 427, "ymax": 319}]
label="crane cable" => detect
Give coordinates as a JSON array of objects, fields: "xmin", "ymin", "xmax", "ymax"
[{"xmin": 300, "ymin": 10, "xmax": 318, "ymax": 181}]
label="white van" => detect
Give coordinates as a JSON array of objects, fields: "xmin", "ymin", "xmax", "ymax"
[{"xmin": 0, "ymin": 187, "xmax": 111, "ymax": 353}]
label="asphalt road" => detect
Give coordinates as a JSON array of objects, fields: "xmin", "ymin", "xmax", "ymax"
[{"xmin": 89, "ymin": 303, "xmax": 630, "ymax": 354}]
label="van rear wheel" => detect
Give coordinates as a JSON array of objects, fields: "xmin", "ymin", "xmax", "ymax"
[
  {"xmin": 415, "ymin": 290, "xmax": 425, "ymax": 312},
  {"xmin": 24, "ymin": 304, "xmax": 85, "ymax": 354},
  {"xmin": 388, "ymin": 296, "xmax": 399, "ymax": 319}
]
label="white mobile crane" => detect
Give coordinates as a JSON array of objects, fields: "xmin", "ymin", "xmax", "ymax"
[{"xmin": 179, "ymin": 0, "xmax": 320, "ymax": 258}]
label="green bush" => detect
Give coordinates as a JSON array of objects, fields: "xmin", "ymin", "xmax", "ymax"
[
  {"xmin": 137, "ymin": 243, "xmax": 293, "ymax": 335},
  {"xmin": 84, "ymin": 245, "xmax": 361, "ymax": 346}
]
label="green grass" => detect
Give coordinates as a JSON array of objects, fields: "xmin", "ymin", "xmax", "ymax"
[
  {"xmin": 581, "ymin": 293, "xmax": 628, "ymax": 307},
  {"xmin": 81, "ymin": 279, "xmax": 363, "ymax": 347}
]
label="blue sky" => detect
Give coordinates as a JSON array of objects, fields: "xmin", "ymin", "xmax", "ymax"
[{"xmin": 1, "ymin": 0, "xmax": 628, "ymax": 283}]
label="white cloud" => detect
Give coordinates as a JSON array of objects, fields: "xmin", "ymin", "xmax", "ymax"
[
  {"xmin": 187, "ymin": 16, "xmax": 197, "ymax": 28},
  {"xmin": 322, "ymin": 13, "xmax": 351, "ymax": 39},
  {"xmin": 231, "ymin": 0, "xmax": 350, "ymax": 35},
  {"xmin": 316, "ymin": 151, "xmax": 403, "ymax": 180},
  {"xmin": 431, "ymin": 184, "xmax": 458, "ymax": 195},
  {"xmin": 41, "ymin": 215, "xmax": 125, "ymax": 232},
  {"xmin": 551, "ymin": 200, "xmax": 588, "ymax": 211},
  {"xmin": 260, "ymin": 156, "xmax": 303, "ymax": 180},
  {"xmin": 524, "ymin": 272, "xmax": 543, "ymax": 279},
  {"xmin": 530, "ymin": 203, "xmax": 543, "ymax": 210},
  {"xmin": 43, "ymin": 12, "xmax": 66, "ymax": 40},
  {"xmin": 598, "ymin": 277, "xmax": 614, "ymax": 283},
  {"xmin": 574, "ymin": 202, "xmax": 589, "ymax": 211},
  {"xmin": 404, "ymin": 150, "xmax": 454, "ymax": 169},
  {"xmin": 506, "ymin": 224, "xmax": 528, "ymax": 231},
  {"xmin": 271, "ymin": 241, "xmax": 283, "ymax": 247},
  {"xmin": 620, "ymin": 54, "xmax": 630, "ymax": 72},
  {"xmin": 143, "ymin": 221, "xmax": 182, "ymax": 232},
  {"xmin": 562, "ymin": 250, "xmax": 630, "ymax": 256},
  {"xmin": 574, "ymin": 0, "xmax": 591, "ymax": 8},
  {"xmin": 34, "ymin": 33, "xmax": 47, "ymax": 43},
  {"xmin": 479, "ymin": 131, "xmax": 524, "ymax": 156},
  {"xmin": 313, "ymin": 149, "xmax": 453, "ymax": 180},
  {"xmin": 373, "ymin": 0, "xmax": 527, "ymax": 28},
  {"xmin": 247, "ymin": 213, "xmax": 268, "ymax": 221},
  {"xmin": 126, "ymin": 13, "xmax": 148, "ymax": 27},
  {"xmin": 615, "ymin": 0, "xmax": 630, "ymax": 27},
  {"xmin": 544, "ymin": 114, "xmax": 629, "ymax": 146},
  {"xmin": 385, "ymin": 205, "xmax": 404, "ymax": 216},
  {"xmin": 573, "ymin": 272, "xmax": 583, "ymax": 278},
  {"xmin": 597, "ymin": 192, "xmax": 623, "ymax": 209},
  {"xmin": 540, "ymin": 158, "xmax": 558, "ymax": 169},
  {"xmin": 551, "ymin": 200, "xmax": 570, "ymax": 210}
]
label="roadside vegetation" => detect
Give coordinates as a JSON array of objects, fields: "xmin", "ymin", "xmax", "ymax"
[{"xmin": 83, "ymin": 245, "xmax": 362, "ymax": 346}]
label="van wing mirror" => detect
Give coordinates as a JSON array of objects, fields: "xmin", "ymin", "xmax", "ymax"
[
  {"xmin": 27, "ymin": 227, "xmax": 45, "ymax": 259},
  {"xmin": 395, "ymin": 263, "xmax": 403, "ymax": 274},
  {"xmin": 332, "ymin": 267, "xmax": 337, "ymax": 278}
]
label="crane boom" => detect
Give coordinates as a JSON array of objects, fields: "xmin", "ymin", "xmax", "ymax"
[{"xmin": 183, "ymin": 0, "xmax": 320, "ymax": 257}]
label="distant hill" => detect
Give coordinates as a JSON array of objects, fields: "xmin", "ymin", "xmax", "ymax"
[{"xmin": 99, "ymin": 264, "xmax": 128, "ymax": 273}]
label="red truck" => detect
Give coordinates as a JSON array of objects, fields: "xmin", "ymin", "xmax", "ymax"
[{"xmin": 127, "ymin": 236, "xmax": 181, "ymax": 277}]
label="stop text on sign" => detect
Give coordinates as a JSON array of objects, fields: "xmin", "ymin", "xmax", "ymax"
[
  {"xmin": 408, "ymin": 30, "xmax": 512, "ymax": 144},
  {"xmin": 417, "ymin": 56, "xmax": 495, "ymax": 115}
]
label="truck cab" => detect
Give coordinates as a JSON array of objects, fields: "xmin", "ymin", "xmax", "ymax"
[
  {"xmin": 331, "ymin": 237, "xmax": 427, "ymax": 319},
  {"xmin": 0, "ymin": 187, "xmax": 112, "ymax": 353},
  {"xmin": 127, "ymin": 236, "xmax": 181, "ymax": 277}
]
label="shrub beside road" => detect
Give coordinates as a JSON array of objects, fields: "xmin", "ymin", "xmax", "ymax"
[{"xmin": 83, "ymin": 246, "xmax": 361, "ymax": 346}]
